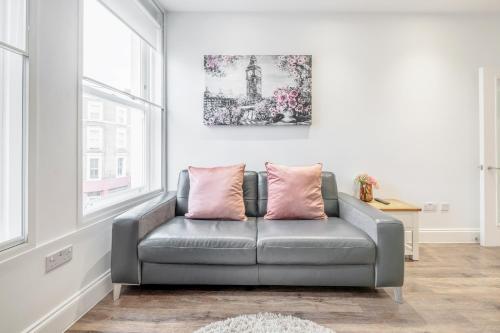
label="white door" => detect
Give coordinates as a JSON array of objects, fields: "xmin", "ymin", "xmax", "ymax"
[{"xmin": 479, "ymin": 68, "xmax": 500, "ymax": 246}]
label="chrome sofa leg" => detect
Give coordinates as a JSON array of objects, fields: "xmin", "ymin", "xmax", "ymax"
[
  {"xmin": 113, "ymin": 283, "xmax": 122, "ymax": 301},
  {"xmin": 393, "ymin": 287, "xmax": 403, "ymax": 304}
]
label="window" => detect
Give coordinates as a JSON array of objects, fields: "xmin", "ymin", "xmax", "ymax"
[
  {"xmin": 81, "ymin": 0, "xmax": 163, "ymax": 215},
  {"xmin": 87, "ymin": 101, "xmax": 103, "ymax": 121},
  {"xmin": 115, "ymin": 127, "xmax": 127, "ymax": 149},
  {"xmin": 0, "ymin": 0, "xmax": 28, "ymax": 251},
  {"xmin": 116, "ymin": 107, "xmax": 127, "ymax": 124},
  {"xmin": 116, "ymin": 156, "xmax": 126, "ymax": 177},
  {"xmin": 86, "ymin": 126, "xmax": 103, "ymax": 150},
  {"xmin": 86, "ymin": 155, "xmax": 102, "ymax": 180}
]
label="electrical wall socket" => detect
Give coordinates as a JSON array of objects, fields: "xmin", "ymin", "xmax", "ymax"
[
  {"xmin": 423, "ymin": 202, "xmax": 437, "ymax": 211},
  {"xmin": 45, "ymin": 245, "xmax": 73, "ymax": 273}
]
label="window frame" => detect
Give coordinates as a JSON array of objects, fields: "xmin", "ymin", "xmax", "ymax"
[
  {"xmin": 77, "ymin": 0, "xmax": 165, "ymax": 225},
  {"xmin": 86, "ymin": 154, "xmax": 102, "ymax": 181},
  {"xmin": 0, "ymin": 0, "xmax": 30, "ymax": 253},
  {"xmin": 116, "ymin": 155, "xmax": 127, "ymax": 178}
]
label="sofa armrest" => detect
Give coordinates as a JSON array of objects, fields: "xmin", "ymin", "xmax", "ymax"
[
  {"xmin": 111, "ymin": 191, "xmax": 177, "ymax": 284},
  {"xmin": 338, "ymin": 192, "xmax": 404, "ymax": 287}
]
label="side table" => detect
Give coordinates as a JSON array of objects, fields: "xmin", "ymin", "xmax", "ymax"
[{"xmin": 368, "ymin": 199, "xmax": 421, "ymax": 260}]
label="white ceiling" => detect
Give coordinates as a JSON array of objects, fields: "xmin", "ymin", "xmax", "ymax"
[{"xmin": 157, "ymin": 0, "xmax": 500, "ymax": 13}]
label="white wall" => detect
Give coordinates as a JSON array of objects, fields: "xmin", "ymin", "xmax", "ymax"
[
  {"xmin": 0, "ymin": 1, "xmax": 112, "ymax": 332},
  {"xmin": 166, "ymin": 13, "xmax": 500, "ymax": 241}
]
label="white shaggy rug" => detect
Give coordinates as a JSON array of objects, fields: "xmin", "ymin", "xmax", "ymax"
[{"xmin": 193, "ymin": 312, "xmax": 335, "ymax": 333}]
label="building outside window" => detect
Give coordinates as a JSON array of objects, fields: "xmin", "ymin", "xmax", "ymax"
[
  {"xmin": 86, "ymin": 126, "xmax": 103, "ymax": 150},
  {"xmin": 87, "ymin": 101, "xmax": 103, "ymax": 121},
  {"xmin": 81, "ymin": 0, "xmax": 163, "ymax": 215},
  {"xmin": 115, "ymin": 127, "xmax": 127, "ymax": 149},
  {"xmin": 0, "ymin": 0, "xmax": 28, "ymax": 251},
  {"xmin": 116, "ymin": 106, "xmax": 127, "ymax": 124},
  {"xmin": 87, "ymin": 155, "xmax": 102, "ymax": 180},
  {"xmin": 116, "ymin": 156, "xmax": 126, "ymax": 177}
]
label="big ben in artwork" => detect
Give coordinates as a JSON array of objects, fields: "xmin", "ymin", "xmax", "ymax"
[{"xmin": 246, "ymin": 55, "xmax": 262, "ymax": 102}]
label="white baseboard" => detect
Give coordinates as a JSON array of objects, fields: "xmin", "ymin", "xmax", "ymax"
[
  {"xmin": 419, "ymin": 228, "xmax": 480, "ymax": 243},
  {"xmin": 24, "ymin": 270, "xmax": 112, "ymax": 333}
]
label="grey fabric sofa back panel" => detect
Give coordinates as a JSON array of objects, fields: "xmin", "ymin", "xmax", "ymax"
[
  {"xmin": 175, "ymin": 170, "xmax": 259, "ymax": 217},
  {"xmin": 257, "ymin": 171, "xmax": 339, "ymax": 217}
]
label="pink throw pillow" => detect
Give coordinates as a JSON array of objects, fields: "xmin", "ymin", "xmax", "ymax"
[
  {"xmin": 264, "ymin": 162, "xmax": 327, "ymax": 220},
  {"xmin": 185, "ymin": 164, "xmax": 247, "ymax": 221}
]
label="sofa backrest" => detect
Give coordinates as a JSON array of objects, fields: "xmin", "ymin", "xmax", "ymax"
[
  {"xmin": 175, "ymin": 169, "xmax": 339, "ymax": 218},
  {"xmin": 257, "ymin": 171, "xmax": 339, "ymax": 217},
  {"xmin": 176, "ymin": 170, "xmax": 259, "ymax": 217}
]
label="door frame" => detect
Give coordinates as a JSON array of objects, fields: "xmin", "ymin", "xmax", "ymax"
[{"xmin": 479, "ymin": 67, "xmax": 500, "ymax": 246}]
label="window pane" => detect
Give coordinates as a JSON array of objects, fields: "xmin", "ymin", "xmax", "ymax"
[
  {"xmin": 149, "ymin": 48, "xmax": 163, "ymax": 105},
  {"xmin": 82, "ymin": 91, "xmax": 163, "ymax": 214},
  {"xmin": 0, "ymin": 49, "xmax": 24, "ymax": 245},
  {"xmin": 0, "ymin": 0, "xmax": 26, "ymax": 51},
  {"xmin": 83, "ymin": 0, "xmax": 141, "ymax": 96}
]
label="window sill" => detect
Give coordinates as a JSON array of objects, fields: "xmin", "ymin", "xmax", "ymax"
[{"xmin": 79, "ymin": 189, "xmax": 164, "ymax": 226}]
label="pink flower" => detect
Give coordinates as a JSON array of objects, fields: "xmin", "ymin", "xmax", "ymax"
[
  {"xmin": 297, "ymin": 56, "xmax": 306, "ymax": 65},
  {"xmin": 355, "ymin": 174, "xmax": 380, "ymax": 189},
  {"xmin": 276, "ymin": 92, "xmax": 288, "ymax": 104},
  {"xmin": 295, "ymin": 104, "xmax": 304, "ymax": 112},
  {"xmin": 288, "ymin": 89, "xmax": 299, "ymax": 98},
  {"xmin": 288, "ymin": 99, "xmax": 298, "ymax": 108},
  {"xmin": 288, "ymin": 57, "xmax": 296, "ymax": 65}
]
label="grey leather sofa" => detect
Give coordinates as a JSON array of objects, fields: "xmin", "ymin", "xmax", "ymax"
[{"xmin": 111, "ymin": 170, "xmax": 405, "ymax": 302}]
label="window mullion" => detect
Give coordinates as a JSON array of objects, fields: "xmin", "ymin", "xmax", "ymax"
[{"xmin": 140, "ymin": 39, "xmax": 152, "ymax": 192}]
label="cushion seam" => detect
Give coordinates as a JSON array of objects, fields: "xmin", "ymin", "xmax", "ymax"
[
  {"xmin": 140, "ymin": 246, "xmax": 256, "ymax": 250},
  {"xmin": 258, "ymin": 245, "xmax": 374, "ymax": 249}
]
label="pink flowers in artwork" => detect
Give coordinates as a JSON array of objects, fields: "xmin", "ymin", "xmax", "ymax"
[
  {"xmin": 204, "ymin": 55, "xmax": 240, "ymax": 77},
  {"xmin": 282, "ymin": 55, "xmax": 308, "ymax": 67},
  {"xmin": 273, "ymin": 87, "xmax": 309, "ymax": 115},
  {"xmin": 278, "ymin": 55, "xmax": 311, "ymax": 85}
]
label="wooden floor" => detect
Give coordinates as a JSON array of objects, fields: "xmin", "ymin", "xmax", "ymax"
[{"xmin": 68, "ymin": 244, "xmax": 500, "ymax": 333}]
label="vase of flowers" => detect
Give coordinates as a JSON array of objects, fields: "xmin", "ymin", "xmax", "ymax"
[{"xmin": 355, "ymin": 174, "xmax": 379, "ymax": 202}]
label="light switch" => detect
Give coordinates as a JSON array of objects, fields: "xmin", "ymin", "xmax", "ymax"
[
  {"xmin": 440, "ymin": 202, "xmax": 450, "ymax": 212},
  {"xmin": 423, "ymin": 202, "xmax": 437, "ymax": 211}
]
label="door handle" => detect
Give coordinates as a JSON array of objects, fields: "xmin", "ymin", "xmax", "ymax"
[{"xmin": 487, "ymin": 166, "xmax": 500, "ymax": 170}]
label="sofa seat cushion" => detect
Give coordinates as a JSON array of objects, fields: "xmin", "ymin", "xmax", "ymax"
[
  {"xmin": 138, "ymin": 217, "xmax": 257, "ymax": 265},
  {"xmin": 257, "ymin": 218, "xmax": 375, "ymax": 265}
]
